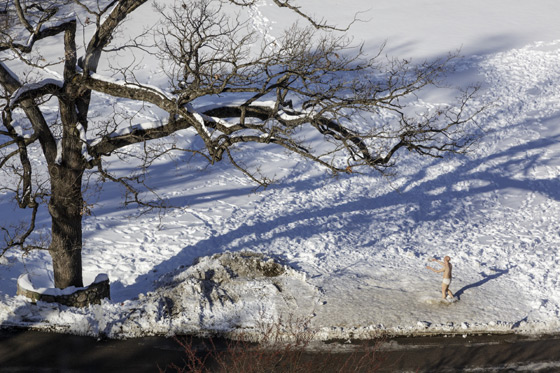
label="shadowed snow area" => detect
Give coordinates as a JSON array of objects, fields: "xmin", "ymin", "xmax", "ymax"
[{"xmin": 1, "ymin": 0, "xmax": 560, "ymax": 339}]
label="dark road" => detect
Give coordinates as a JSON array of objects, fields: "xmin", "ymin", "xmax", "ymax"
[
  {"xmin": 1, "ymin": 329, "xmax": 560, "ymax": 372},
  {"xmin": 376, "ymin": 333, "xmax": 560, "ymax": 372}
]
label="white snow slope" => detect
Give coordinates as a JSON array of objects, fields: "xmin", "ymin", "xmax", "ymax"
[{"xmin": 1, "ymin": 0, "xmax": 560, "ymax": 340}]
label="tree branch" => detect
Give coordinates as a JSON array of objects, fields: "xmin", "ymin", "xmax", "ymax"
[
  {"xmin": 0, "ymin": 200, "xmax": 41, "ymax": 256},
  {"xmin": 89, "ymin": 114, "xmax": 194, "ymax": 158},
  {"xmin": 0, "ymin": 63, "xmax": 57, "ymax": 164},
  {"xmin": 81, "ymin": 0, "xmax": 148, "ymax": 75}
]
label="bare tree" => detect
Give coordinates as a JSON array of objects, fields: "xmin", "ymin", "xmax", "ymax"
[{"xmin": 0, "ymin": 0, "xmax": 481, "ymax": 290}]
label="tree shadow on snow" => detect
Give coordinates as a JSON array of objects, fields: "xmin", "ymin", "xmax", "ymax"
[
  {"xmin": 96, "ymin": 52, "xmax": 560, "ymax": 300},
  {"xmin": 113, "ymin": 126, "xmax": 560, "ymax": 300}
]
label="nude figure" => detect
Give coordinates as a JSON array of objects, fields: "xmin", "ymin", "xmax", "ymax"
[{"xmin": 426, "ymin": 256, "xmax": 454, "ymax": 299}]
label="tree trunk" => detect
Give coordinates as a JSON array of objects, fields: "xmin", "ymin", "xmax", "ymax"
[
  {"xmin": 47, "ymin": 76, "xmax": 86, "ymax": 289},
  {"xmin": 48, "ymin": 165, "xmax": 84, "ymax": 289}
]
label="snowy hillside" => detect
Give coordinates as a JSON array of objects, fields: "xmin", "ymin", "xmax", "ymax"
[{"xmin": 1, "ymin": 0, "xmax": 560, "ymax": 340}]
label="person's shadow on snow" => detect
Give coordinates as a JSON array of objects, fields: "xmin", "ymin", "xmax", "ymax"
[{"xmin": 454, "ymin": 266, "xmax": 513, "ymax": 300}]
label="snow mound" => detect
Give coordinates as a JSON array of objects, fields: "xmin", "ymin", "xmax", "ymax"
[
  {"xmin": 115, "ymin": 252, "xmax": 319, "ymax": 338},
  {"xmin": 153, "ymin": 251, "xmax": 306, "ymax": 307},
  {"xmin": 185, "ymin": 251, "xmax": 291, "ymax": 281}
]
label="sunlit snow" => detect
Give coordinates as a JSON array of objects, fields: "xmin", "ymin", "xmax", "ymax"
[{"xmin": 1, "ymin": 0, "xmax": 560, "ymax": 340}]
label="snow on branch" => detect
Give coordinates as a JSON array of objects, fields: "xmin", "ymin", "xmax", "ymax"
[
  {"xmin": 0, "ymin": 10, "xmax": 77, "ymax": 54},
  {"xmin": 10, "ymin": 78, "xmax": 63, "ymax": 104},
  {"xmin": 76, "ymin": 123, "xmax": 92, "ymax": 162},
  {"xmin": 106, "ymin": 120, "xmax": 166, "ymax": 139},
  {"xmin": 0, "ymin": 62, "xmax": 21, "ymax": 85},
  {"xmin": 55, "ymin": 138, "xmax": 63, "ymax": 165},
  {"xmin": 87, "ymin": 72, "xmax": 175, "ymax": 106}
]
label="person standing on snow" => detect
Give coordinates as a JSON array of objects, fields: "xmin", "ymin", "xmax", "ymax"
[{"xmin": 426, "ymin": 256, "xmax": 454, "ymax": 300}]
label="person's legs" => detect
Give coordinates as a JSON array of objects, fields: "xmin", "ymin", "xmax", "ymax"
[
  {"xmin": 441, "ymin": 283, "xmax": 448, "ymax": 299},
  {"xmin": 447, "ymin": 287, "xmax": 454, "ymax": 298}
]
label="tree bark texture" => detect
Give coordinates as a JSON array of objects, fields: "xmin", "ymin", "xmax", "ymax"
[
  {"xmin": 48, "ymin": 164, "xmax": 84, "ymax": 289},
  {"xmin": 47, "ymin": 92, "xmax": 86, "ymax": 289}
]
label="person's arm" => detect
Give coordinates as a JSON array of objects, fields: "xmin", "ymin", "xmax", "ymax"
[
  {"xmin": 426, "ymin": 265, "xmax": 444, "ymax": 273},
  {"xmin": 426, "ymin": 258, "xmax": 444, "ymax": 272},
  {"xmin": 430, "ymin": 258, "xmax": 444, "ymax": 265}
]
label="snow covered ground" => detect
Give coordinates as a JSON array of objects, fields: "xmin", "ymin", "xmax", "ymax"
[{"xmin": 1, "ymin": 0, "xmax": 560, "ymax": 340}]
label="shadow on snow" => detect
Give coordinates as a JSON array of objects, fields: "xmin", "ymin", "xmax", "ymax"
[{"xmin": 113, "ymin": 122, "xmax": 560, "ymax": 300}]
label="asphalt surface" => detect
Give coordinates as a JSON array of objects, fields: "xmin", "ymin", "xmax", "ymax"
[
  {"xmin": 374, "ymin": 333, "xmax": 560, "ymax": 372},
  {"xmin": 1, "ymin": 328, "xmax": 560, "ymax": 372}
]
